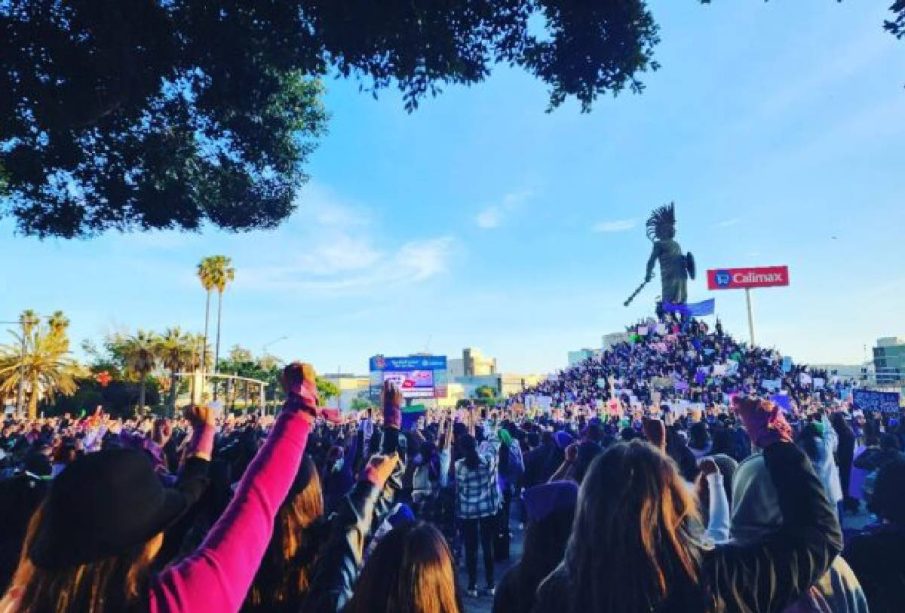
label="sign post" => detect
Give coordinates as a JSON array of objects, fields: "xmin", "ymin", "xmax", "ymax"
[
  {"xmin": 707, "ymin": 266, "xmax": 790, "ymax": 346},
  {"xmin": 745, "ymin": 287, "xmax": 755, "ymax": 346}
]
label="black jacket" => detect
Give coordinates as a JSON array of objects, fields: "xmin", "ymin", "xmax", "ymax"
[
  {"xmin": 301, "ymin": 460, "xmax": 403, "ymax": 613},
  {"xmin": 493, "ymin": 561, "xmax": 534, "ymax": 613},
  {"xmin": 533, "ymin": 443, "xmax": 842, "ymax": 613},
  {"xmin": 843, "ymin": 524, "xmax": 905, "ymax": 613}
]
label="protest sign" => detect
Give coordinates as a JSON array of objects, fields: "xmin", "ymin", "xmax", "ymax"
[
  {"xmin": 761, "ymin": 379, "xmax": 781, "ymax": 392},
  {"xmin": 852, "ymin": 389, "xmax": 901, "ymax": 414},
  {"xmin": 401, "ymin": 405, "xmax": 425, "ymax": 430},
  {"xmin": 771, "ymin": 394, "xmax": 793, "ymax": 412},
  {"xmin": 651, "ymin": 376, "xmax": 673, "ymax": 390}
]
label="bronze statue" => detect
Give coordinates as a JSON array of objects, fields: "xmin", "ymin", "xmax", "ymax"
[{"xmin": 624, "ymin": 203, "xmax": 695, "ymax": 306}]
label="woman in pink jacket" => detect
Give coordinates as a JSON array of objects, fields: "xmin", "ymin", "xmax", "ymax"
[{"xmin": 1, "ymin": 362, "xmax": 331, "ymax": 613}]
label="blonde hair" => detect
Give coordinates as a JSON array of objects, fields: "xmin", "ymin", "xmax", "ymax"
[{"xmin": 1, "ymin": 504, "xmax": 161, "ymax": 613}]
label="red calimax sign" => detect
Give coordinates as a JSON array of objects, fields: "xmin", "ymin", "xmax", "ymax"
[{"xmin": 707, "ymin": 266, "xmax": 790, "ymax": 290}]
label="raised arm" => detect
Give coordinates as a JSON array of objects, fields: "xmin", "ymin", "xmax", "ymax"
[
  {"xmin": 708, "ymin": 399, "xmax": 842, "ymax": 612},
  {"xmin": 700, "ymin": 458, "xmax": 730, "ymax": 544},
  {"xmin": 301, "ymin": 454, "xmax": 399, "ymax": 613},
  {"xmin": 548, "ymin": 443, "xmax": 577, "ymax": 483},
  {"xmin": 148, "ymin": 362, "xmax": 318, "ymax": 613}
]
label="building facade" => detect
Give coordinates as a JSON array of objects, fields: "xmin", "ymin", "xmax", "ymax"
[
  {"xmin": 568, "ymin": 348, "xmax": 596, "ymax": 366},
  {"xmin": 873, "ymin": 337, "xmax": 905, "ymax": 386}
]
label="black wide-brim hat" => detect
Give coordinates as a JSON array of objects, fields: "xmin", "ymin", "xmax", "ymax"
[{"xmin": 30, "ymin": 448, "xmax": 190, "ymax": 569}]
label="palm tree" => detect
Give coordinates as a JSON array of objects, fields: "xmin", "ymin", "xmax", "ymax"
[
  {"xmin": 15, "ymin": 309, "xmax": 39, "ymax": 412},
  {"xmin": 157, "ymin": 327, "xmax": 194, "ymax": 413},
  {"xmin": 198, "ymin": 255, "xmax": 236, "ymax": 398},
  {"xmin": 212, "ymin": 257, "xmax": 235, "ymax": 377},
  {"xmin": 197, "ymin": 258, "xmax": 216, "ymax": 389},
  {"xmin": 120, "ymin": 330, "xmax": 159, "ymax": 411},
  {"xmin": 20, "ymin": 309, "xmax": 39, "ymax": 336},
  {"xmin": 0, "ymin": 313, "xmax": 84, "ymax": 418},
  {"xmin": 47, "ymin": 310, "xmax": 69, "ymax": 337}
]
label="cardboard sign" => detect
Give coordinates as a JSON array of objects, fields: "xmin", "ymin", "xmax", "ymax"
[{"xmin": 852, "ymin": 389, "xmax": 901, "ymax": 414}]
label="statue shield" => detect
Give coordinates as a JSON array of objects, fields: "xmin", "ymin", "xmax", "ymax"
[{"xmin": 685, "ymin": 252, "xmax": 696, "ymax": 280}]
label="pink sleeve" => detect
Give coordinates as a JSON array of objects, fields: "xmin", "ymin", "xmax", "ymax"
[{"xmin": 148, "ymin": 410, "xmax": 312, "ymax": 613}]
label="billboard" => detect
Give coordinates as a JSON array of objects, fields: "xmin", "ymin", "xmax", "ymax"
[
  {"xmin": 707, "ymin": 266, "xmax": 790, "ymax": 290},
  {"xmin": 369, "ymin": 355, "xmax": 448, "ymax": 399}
]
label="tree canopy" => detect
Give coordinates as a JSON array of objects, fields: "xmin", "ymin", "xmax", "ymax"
[
  {"xmin": 3, "ymin": 1, "xmax": 902, "ymax": 239},
  {"xmin": 888, "ymin": 1, "xmax": 905, "ymax": 39},
  {"xmin": 1, "ymin": 0, "xmax": 665, "ymax": 238}
]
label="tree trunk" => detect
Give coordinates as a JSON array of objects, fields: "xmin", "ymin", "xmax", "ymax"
[
  {"xmin": 27, "ymin": 374, "xmax": 38, "ymax": 419},
  {"xmin": 213, "ymin": 290, "xmax": 224, "ymax": 400},
  {"xmin": 139, "ymin": 377, "xmax": 147, "ymax": 413},
  {"xmin": 167, "ymin": 372, "xmax": 179, "ymax": 416},
  {"xmin": 202, "ymin": 290, "xmax": 211, "ymax": 399}
]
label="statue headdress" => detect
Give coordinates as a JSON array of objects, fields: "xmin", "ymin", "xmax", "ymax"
[{"xmin": 646, "ymin": 202, "xmax": 676, "ymax": 241}]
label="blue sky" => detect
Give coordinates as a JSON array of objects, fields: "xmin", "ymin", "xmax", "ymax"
[{"xmin": 2, "ymin": 1, "xmax": 904, "ymax": 375}]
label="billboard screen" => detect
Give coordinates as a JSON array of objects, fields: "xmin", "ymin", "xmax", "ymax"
[
  {"xmin": 383, "ymin": 370, "xmax": 435, "ymax": 398},
  {"xmin": 707, "ymin": 266, "xmax": 790, "ymax": 290},
  {"xmin": 369, "ymin": 355, "xmax": 448, "ymax": 399}
]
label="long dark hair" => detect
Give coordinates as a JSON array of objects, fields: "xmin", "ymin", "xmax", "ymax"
[
  {"xmin": 459, "ymin": 435, "xmax": 480, "ymax": 471},
  {"xmin": 3, "ymin": 505, "xmax": 155, "ymax": 613},
  {"xmin": 244, "ymin": 456, "xmax": 325, "ymax": 612},
  {"xmin": 347, "ymin": 522, "xmax": 461, "ymax": 613},
  {"xmin": 565, "ymin": 441, "xmax": 705, "ymax": 613},
  {"xmin": 513, "ymin": 506, "xmax": 575, "ymax": 613}
]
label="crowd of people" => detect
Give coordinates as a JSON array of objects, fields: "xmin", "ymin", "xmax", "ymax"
[{"xmin": 0, "ymin": 316, "xmax": 903, "ymax": 612}]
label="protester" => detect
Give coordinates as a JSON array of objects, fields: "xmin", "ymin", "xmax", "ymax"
[
  {"xmin": 455, "ymin": 411, "xmax": 501, "ymax": 597},
  {"xmin": 345, "ymin": 521, "xmax": 461, "ymax": 613},
  {"xmin": 493, "ymin": 481, "xmax": 577, "ymax": 613},
  {"xmin": 1, "ymin": 312, "xmax": 903, "ymax": 612},
  {"xmin": 495, "ymin": 425, "xmax": 523, "ymax": 560},
  {"xmin": 533, "ymin": 398, "xmax": 843, "ymax": 613},
  {"xmin": 243, "ymin": 456, "xmax": 326, "ymax": 612},
  {"xmin": 0, "ymin": 361, "xmax": 319, "ymax": 613},
  {"xmin": 843, "ymin": 457, "xmax": 905, "ymax": 613},
  {"xmin": 729, "ymin": 450, "xmax": 867, "ymax": 612},
  {"xmin": 831, "ymin": 412, "xmax": 859, "ymax": 513}
]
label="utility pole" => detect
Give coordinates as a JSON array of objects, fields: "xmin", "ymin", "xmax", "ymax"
[{"xmin": 744, "ymin": 288, "xmax": 756, "ymax": 346}]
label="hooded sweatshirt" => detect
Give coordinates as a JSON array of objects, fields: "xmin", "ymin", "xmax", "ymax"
[{"xmin": 730, "ymin": 454, "xmax": 867, "ymax": 613}]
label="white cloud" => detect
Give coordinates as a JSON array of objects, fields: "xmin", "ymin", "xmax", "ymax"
[
  {"xmin": 474, "ymin": 189, "xmax": 533, "ymax": 230},
  {"xmin": 301, "ymin": 183, "xmax": 371, "ymax": 227},
  {"xmin": 234, "ymin": 183, "xmax": 456, "ymax": 296},
  {"xmin": 239, "ymin": 237, "xmax": 455, "ymax": 294},
  {"xmin": 476, "ymin": 207, "xmax": 503, "ymax": 229},
  {"xmin": 592, "ymin": 219, "xmax": 636, "ymax": 233},
  {"xmin": 715, "ymin": 218, "xmax": 740, "ymax": 228}
]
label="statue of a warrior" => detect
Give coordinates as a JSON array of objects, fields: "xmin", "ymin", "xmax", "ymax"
[{"xmin": 642, "ymin": 203, "xmax": 695, "ymax": 305}]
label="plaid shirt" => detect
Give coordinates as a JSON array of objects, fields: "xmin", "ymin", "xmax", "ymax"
[{"xmin": 455, "ymin": 440, "xmax": 501, "ymax": 519}]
